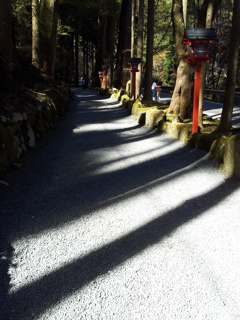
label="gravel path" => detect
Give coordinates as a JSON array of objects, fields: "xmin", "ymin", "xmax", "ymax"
[{"xmin": 1, "ymin": 88, "xmax": 240, "ymax": 320}]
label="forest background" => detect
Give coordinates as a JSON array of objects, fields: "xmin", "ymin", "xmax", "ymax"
[{"xmin": 0, "ymin": 0, "xmax": 239, "ymax": 135}]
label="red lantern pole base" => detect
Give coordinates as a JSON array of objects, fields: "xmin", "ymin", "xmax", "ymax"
[
  {"xmin": 133, "ymin": 72, "xmax": 136, "ymax": 100},
  {"xmin": 192, "ymin": 62, "xmax": 201, "ymax": 134}
]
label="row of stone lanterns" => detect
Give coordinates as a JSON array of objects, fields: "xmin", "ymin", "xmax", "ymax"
[
  {"xmin": 98, "ymin": 59, "xmax": 142, "ymax": 98},
  {"xmin": 126, "ymin": 28, "xmax": 218, "ymax": 134},
  {"xmin": 98, "ymin": 28, "xmax": 218, "ymax": 134}
]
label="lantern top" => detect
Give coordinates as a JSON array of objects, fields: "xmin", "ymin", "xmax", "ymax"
[
  {"xmin": 183, "ymin": 28, "xmax": 218, "ymax": 43},
  {"xmin": 128, "ymin": 58, "xmax": 141, "ymax": 64}
]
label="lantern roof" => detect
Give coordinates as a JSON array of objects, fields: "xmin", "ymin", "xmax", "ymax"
[
  {"xmin": 183, "ymin": 28, "xmax": 218, "ymax": 42},
  {"xmin": 128, "ymin": 58, "xmax": 141, "ymax": 64}
]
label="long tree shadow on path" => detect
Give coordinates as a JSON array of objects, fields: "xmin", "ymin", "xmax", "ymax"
[
  {"xmin": 5, "ymin": 177, "xmax": 239, "ymax": 319},
  {"xmin": 1, "ymin": 88, "xmax": 240, "ymax": 319}
]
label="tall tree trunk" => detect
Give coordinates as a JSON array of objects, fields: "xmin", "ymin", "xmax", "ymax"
[
  {"xmin": 91, "ymin": 42, "xmax": 95, "ymax": 85},
  {"xmin": 32, "ymin": 0, "xmax": 40, "ymax": 68},
  {"xmin": 0, "ymin": 0, "xmax": 12, "ymax": 80},
  {"xmin": 130, "ymin": 0, "xmax": 136, "ymax": 57},
  {"xmin": 182, "ymin": 0, "xmax": 188, "ymax": 27},
  {"xmin": 67, "ymin": 34, "xmax": 74, "ymax": 84},
  {"xmin": 168, "ymin": 0, "xmax": 195, "ymax": 118},
  {"xmin": 39, "ymin": 0, "xmax": 59, "ymax": 79},
  {"xmin": 74, "ymin": 33, "xmax": 79, "ymax": 86},
  {"xmin": 136, "ymin": 0, "xmax": 144, "ymax": 98},
  {"xmin": 216, "ymin": 0, "xmax": 240, "ymax": 133},
  {"xmin": 142, "ymin": 0, "xmax": 155, "ymax": 103},
  {"xmin": 100, "ymin": 0, "xmax": 116, "ymax": 88},
  {"xmin": 168, "ymin": 0, "xmax": 222, "ymax": 119},
  {"xmin": 197, "ymin": 0, "xmax": 222, "ymax": 127},
  {"xmin": 86, "ymin": 41, "xmax": 89, "ymax": 82},
  {"xmin": 114, "ymin": 0, "xmax": 131, "ymax": 89},
  {"xmin": 82, "ymin": 39, "xmax": 86, "ymax": 77},
  {"xmin": 130, "ymin": 0, "xmax": 136, "ymax": 98},
  {"xmin": 197, "ymin": 0, "xmax": 214, "ymax": 127}
]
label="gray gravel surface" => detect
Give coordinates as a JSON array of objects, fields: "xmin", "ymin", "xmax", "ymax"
[{"xmin": 1, "ymin": 88, "xmax": 240, "ymax": 320}]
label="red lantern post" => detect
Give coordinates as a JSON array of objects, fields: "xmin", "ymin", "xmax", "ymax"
[
  {"xmin": 128, "ymin": 58, "xmax": 141, "ymax": 100},
  {"xmin": 182, "ymin": 28, "xmax": 218, "ymax": 133}
]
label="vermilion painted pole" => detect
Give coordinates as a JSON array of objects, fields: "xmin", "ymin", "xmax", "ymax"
[
  {"xmin": 192, "ymin": 61, "xmax": 201, "ymax": 134},
  {"xmin": 133, "ymin": 71, "xmax": 136, "ymax": 100}
]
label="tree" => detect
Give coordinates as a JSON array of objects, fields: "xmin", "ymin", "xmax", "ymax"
[
  {"xmin": 196, "ymin": 0, "xmax": 222, "ymax": 126},
  {"xmin": 142, "ymin": 0, "xmax": 155, "ymax": 103},
  {"xmin": 168, "ymin": 0, "xmax": 223, "ymax": 120},
  {"xmin": 74, "ymin": 33, "xmax": 79, "ymax": 86},
  {"xmin": 130, "ymin": 0, "xmax": 136, "ymax": 98},
  {"xmin": 98, "ymin": 0, "xmax": 117, "ymax": 87},
  {"xmin": 197, "ymin": 0, "xmax": 214, "ymax": 127},
  {"xmin": 136, "ymin": 0, "xmax": 144, "ymax": 98},
  {"xmin": 32, "ymin": 0, "xmax": 40, "ymax": 68},
  {"xmin": 183, "ymin": 0, "xmax": 187, "ymax": 27},
  {"xmin": 216, "ymin": 0, "xmax": 240, "ymax": 133},
  {"xmin": 114, "ymin": 0, "xmax": 131, "ymax": 89},
  {"xmin": 39, "ymin": 0, "xmax": 59, "ymax": 79},
  {"xmin": 167, "ymin": 0, "xmax": 195, "ymax": 119},
  {"xmin": 0, "ymin": 0, "xmax": 13, "ymax": 80}
]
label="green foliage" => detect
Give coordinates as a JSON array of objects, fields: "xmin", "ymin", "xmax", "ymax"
[
  {"xmin": 8, "ymin": 0, "xmax": 240, "ymax": 93},
  {"xmin": 12, "ymin": 0, "xmax": 32, "ymax": 56},
  {"xmin": 40, "ymin": 0, "xmax": 53, "ymax": 38},
  {"xmin": 162, "ymin": 39, "xmax": 177, "ymax": 86},
  {"xmin": 59, "ymin": 0, "xmax": 102, "ymax": 43}
]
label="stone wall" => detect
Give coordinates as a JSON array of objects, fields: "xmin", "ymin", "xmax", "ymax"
[{"xmin": 0, "ymin": 85, "xmax": 71, "ymax": 177}]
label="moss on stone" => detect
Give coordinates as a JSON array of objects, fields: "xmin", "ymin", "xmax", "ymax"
[
  {"xmin": 138, "ymin": 112, "xmax": 146, "ymax": 126},
  {"xmin": 120, "ymin": 94, "xmax": 130, "ymax": 103},
  {"xmin": 157, "ymin": 121, "xmax": 191, "ymax": 142},
  {"xmin": 123, "ymin": 100, "xmax": 134, "ymax": 114},
  {"xmin": 165, "ymin": 113, "xmax": 179, "ymax": 123},
  {"xmin": 110, "ymin": 90, "xmax": 121, "ymax": 100},
  {"xmin": 187, "ymin": 132, "xmax": 223, "ymax": 152},
  {"xmin": 209, "ymin": 134, "xmax": 240, "ymax": 177},
  {"xmin": 131, "ymin": 99, "xmax": 143, "ymax": 115},
  {"xmin": 116, "ymin": 92, "xmax": 240, "ymax": 179},
  {"xmin": 145, "ymin": 109, "xmax": 165, "ymax": 129},
  {"xmin": 178, "ymin": 124, "xmax": 192, "ymax": 142}
]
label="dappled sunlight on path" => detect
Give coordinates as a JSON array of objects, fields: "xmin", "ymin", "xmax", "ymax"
[{"xmin": 1, "ymin": 89, "xmax": 240, "ymax": 320}]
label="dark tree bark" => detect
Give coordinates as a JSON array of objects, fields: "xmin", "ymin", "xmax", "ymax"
[
  {"xmin": 197, "ymin": 0, "xmax": 222, "ymax": 27},
  {"xmin": 74, "ymin": 33, "xmax": 79, "ymax": 87},
  {"xmin": 0, "ymin": 0, "xmax": 12, "ymax": 80},
  {"xmin": 216, "ymin": 0, "xmax": 240, "ymax": 133},
  {"xmin": 197, "ymin": 0, "xmax": 223, "ymax": 127},
  {"xmin": 130, "ymin": 0, "xmax": 136, "ymax": 98},
  {"xmin": 39, "ymin": 0, "xmax": 59, "ymax": 79},
  {"xmin": 168, "ymin": 0, "xmax": 223, "ymax": 119},
  {"xmin": 168, "ymin": 0, "xmax": 195, "ymax": 118},
  {"xmin": 114, "ymin": 0, "xmax": 131, "ymax": 89},
  {"xmin": 136, "ymin": 0, "xmax": 144, "ymax": 98},
  {"xmin": 99, "ymin": 0, "xmax": 116, "ymax": 87},
  {"xmin": 32, "ymin": 0, "xmax": 40, "ymax": 68},
  {"xmin": 142, "ymin": 0, "xmax": 155, "ymax": 103}
]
